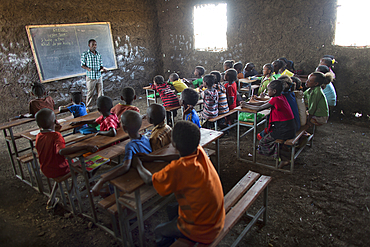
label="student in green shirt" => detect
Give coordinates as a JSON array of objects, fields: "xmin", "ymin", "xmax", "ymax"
[
  {"xmin": 257, "ymin": 63, "xmax": 275, "ymax": 95},
  {"xmin": 192, "ymin": 66, "xmax": 205, "ymax": 88},
  {"xmin": 304, "ymin": 72, "xmax": 333, "ymax": 126}
]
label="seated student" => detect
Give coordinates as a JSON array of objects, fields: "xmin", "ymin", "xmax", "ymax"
[
  {"xmin": 35, "ymin": 108, "xmax": 98, "ymax": 209},
  {"xmin": 201, "ymin": 75, "xmax": 219, "ymax": 125},
  {"xmin": 210, "ymin": 71, "xmax": 229, "ymax": 116},
  {"xmin": 27, "ymin": 82, "xmax": 55, "ymax": 117},
  {"xmin": 221, "ymin": 60, "xmax": 234, "ymax": 82},
  {"xmin": 272, "ymin": 60, "xmax": 284, "ymax": 79},
  {"xmin": 257, "ymin": 63, "xmax": 275, "ymax": 95},
  {"xmin": 291, "ymin": 76, "xmax": 307, "ymax": 127},
  {"xmin": 167, "ymin": 73, "xmax": 188, "ymax": 93},
  {"xmin": 180, "ymin": 88, "xmax": 201, "ymax": 128},
  {"xmin": 287, "ymin": 60, "xmax": 295, "ymax": 73},
  {"xmin": 192, "ymin": 66, "xmax": 205, "ymax": 89},
  {"xmin": 242, "ymin": 80, "xmax": 295, "ymax": 167},
  {"xmin": 147, "ymin": 103, "xmax": 172, "ymax": 151},
  {"xmin": 316, "ymin": 65, "xmax": 337, "ymax": 108},
  {"xmin": 59, "ymin": 91, "xmax": 87, "ymax": 133},
  {"xmin": 71, "ymin": 96, "xmax": 119, "ymax": 137},
  {"xmin": 279, "ymin": 75, "xmax": 301, "ymax": 131},
  {"xmin": 233, "ymin": 62, "xmax": 244, "ymax": 79},
  {"xmin": 224, "ymin": 68, "xmax": 238, "ymax": 110},
  {"xmin": 319, "ymin": 55, "xmax": 337, "ymax": 78},
  {"xmin": 111, "ymin": 86, "xmax": 140, "ymax": 122},
  {"xmin": 151, "ymin": 75, "xmax": 180, "ymax": 126},
  {"xmin": 133, "ymin": 121, "xmax": 225, "ymax": 246},
  {"xmin": 304, "ymin": 72, "xmax": 332, "ymax": 126},
  {"xmin": 92, "ymin": 110, "xmax": 152, "ymax": 196},
  {"xmin": 278, "ymin": 57, "xmax": 294, "ymax": 77},
  {"xmin": 243, "ymin": 62, "xmax": 258, "ymax": 78}
]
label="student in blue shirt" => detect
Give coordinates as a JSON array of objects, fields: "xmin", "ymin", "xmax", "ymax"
[
  {"xmin": 59, "ymin": 91, "xmax": 88, "ymax": 133},
  {"xmin": 180, "ymin": 88, "xmax": 201, "ymax": 128},
  {"xmin": 92, "ymin": 110, "xmax": 152, "ymax": 196}
]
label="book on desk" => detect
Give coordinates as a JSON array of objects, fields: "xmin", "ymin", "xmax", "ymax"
[{"xmin": 72, "ymin": 155, "xmax": 110, "ymax": 172}]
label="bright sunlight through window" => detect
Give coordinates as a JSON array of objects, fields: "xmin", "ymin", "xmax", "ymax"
[
  {"xmin": 194, "ymin": 3, "xmax": 227, "ymax": 52},
  {"xmin": 335, "ymin": 0, "xmax": 370, "ymax": 46}
]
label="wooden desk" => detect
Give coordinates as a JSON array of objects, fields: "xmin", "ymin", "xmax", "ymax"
[
  {"xmin": 64, "ymin": 119, "xmax": 152, "ymax": 223},
  {"xmin": 109, "ymin": 128, "xmax": 223, "ymax": 246},
  {"xmin": 238, "ymin": 78, "xmax": 258, "ymax": 99},
  {"xmin": 0, "ymin": 118, "xmax": 36, "ymax": 180},
  {"xmin": 235, "ymin": 106, "xmax": 270, "ymax": 163}
]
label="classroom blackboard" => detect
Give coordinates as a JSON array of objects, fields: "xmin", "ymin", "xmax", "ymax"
[{"xmin": 26, "ymin": 22, "xmax": 117, "ymax": 83}]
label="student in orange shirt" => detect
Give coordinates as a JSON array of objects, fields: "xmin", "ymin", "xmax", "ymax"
[
  {"xmin": 133, "ymin": 121, "xmax": 225, "ymax": 246},
  {"xmin": 28, "ymin": 82, "xmax": 55, "ymax": 117}
]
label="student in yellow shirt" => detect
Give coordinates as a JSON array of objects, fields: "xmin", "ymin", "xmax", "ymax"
[{"xmin": 168, "ymin": 73, "xmax": 188, "ymax": 93}]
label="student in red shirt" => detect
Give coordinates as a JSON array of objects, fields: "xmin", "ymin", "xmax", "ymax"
[
  {"xmin": 111, "ymin": 86, "xmax": 140, "ymax": 122},
  {"xmin": 241, "ymin": 80, "xmax": 295, "ymax": 167},
  {"xmin": 28, "ymin": 82, "xmax": 55, "ymax": 117},
  {"xmin": 71, "ymin": 96, "xmax": 119, "ymax": 136},
  {"xmin": 133, "ymin": 121, "xmax": 225, "ymax": 246},
  {"xmin": 35, "ymin": 108, "xmax": 98, "ymax": 209},
  {"xmin": 224, "ymin": 68, "xmax": 238, "ymax": 110},
  {"xmin": 151, "ymin": 75, "xmax": 180, "ymax": 126}
]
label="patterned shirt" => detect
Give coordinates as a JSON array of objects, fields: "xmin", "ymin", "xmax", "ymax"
[
  {"xmin": 213, "ymin": 83, "xmax": 229, "ymax": 115},
  {"xmin": 81, "ymin": 50, "xmax": 103, "ymax": 79},
  {"xmin": 202, "ymin": 88, "xmax": 218, "ymax": 119},
  {"xmin": 151, "ymin": 83, "xmax": 180, "ymax": 108},
  {"xmin": 95, "ymin": 113, "xmax": 120, "ymax": 131},
  {"xmin": 150, "ymin": 121, "xmax": 172, "ymax": 151}
]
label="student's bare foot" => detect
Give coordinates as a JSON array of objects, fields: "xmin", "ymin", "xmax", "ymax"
[{"xmin": 278, "ymin": 160, "xmax": 290, "ymax": 169}]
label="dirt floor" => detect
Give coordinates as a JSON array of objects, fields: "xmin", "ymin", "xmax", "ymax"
[{"xmin": 0, "ymin": 96, "xmax": 369, "ymax": 247}]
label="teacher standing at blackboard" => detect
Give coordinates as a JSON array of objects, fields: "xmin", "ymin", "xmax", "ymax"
[{"xmin": 81, "ymin": 39, "xmax": 107, "ymax": 110}]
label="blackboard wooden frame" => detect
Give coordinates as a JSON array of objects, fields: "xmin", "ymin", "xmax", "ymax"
[{"xmin": 26, "ymin": 22, "xmax": 117, "ymax": 83}]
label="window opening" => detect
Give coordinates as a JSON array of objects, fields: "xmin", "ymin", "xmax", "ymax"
[{"xmin": 194, "ymin": 3, "xmax": 227, "ymax": 52}]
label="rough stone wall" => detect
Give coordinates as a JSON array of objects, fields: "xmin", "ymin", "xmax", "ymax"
[
  {"xmin": 156, "ymin": 0, "xmax": 370, "ymax": 117},
  {"xmin": 0, "ymin": 0, "xmax": 161, "ymax": 122}
]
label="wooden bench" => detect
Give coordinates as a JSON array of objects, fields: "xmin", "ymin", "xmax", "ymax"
[
  {"xmin": 275, "ymin": 124, "xmax": 315, "ymax": 172},
  {"xmin": 208, "ymin": 109, "xmax": 238, "ymax": 132},
  {"xmin": 98, "ymin": 185, "xmax": 174, "ymax": 244},
  {"xmin": 171, "ymin": 170, "xmax": 272, "ymax": 247}
]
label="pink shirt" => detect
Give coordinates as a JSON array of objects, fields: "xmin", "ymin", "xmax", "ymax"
[
  {"xmin": 268, "ymin": 95, "xmax": 294, "ymax": 122},
  {"xmin": 95, "ymin": 113, "xmax": 120, "ymax": 131}
]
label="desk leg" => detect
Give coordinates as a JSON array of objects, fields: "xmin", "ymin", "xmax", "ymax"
[
  {"xmin": 3, "ymin": 129, "xmax": 17, "ymax": 176},
  {"xmin": 29, "ymin": 140, "xmax": 44, "ymax": 194},
  {"xmin": 253, "ymin": 112, "xmax": 257, "ymax": 163},
  {"xmin": 68, "ymin": 159, "xmax": 83, "ymax": 214},
  {"xmin": 79, "ymin": 156, "xmax": 98, "ymax": 223},
  {"xmin": 145, "ymin": 89, "xmax": 149, "ymax": 106},
  {"xmin": 135, "ymin": 189, "xmax": 144, "ymax": 247},
  {"xmin": 114, "ymin": 186, "xmax": 129, "ymax": 247},
  {"xmin": 9, "ymin": 128, "xmax": 25, "ymax": 180},
  {"xmin": 237, "ymin": 111, "xmax": 240, "ymax": 159}
]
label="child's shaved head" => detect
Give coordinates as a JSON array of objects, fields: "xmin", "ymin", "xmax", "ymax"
[
  {"xmin": 169, "ymin": 73, "xmax": 179, "ymax": 82},
  {"xmin": 35, "ymin": 108, "xmax": 55, "ymax": 129},
  {"xmin": 172, "ymin": 120, "xmax": 200, "ymax": 156},
  {"xmin": 97, "ymin": 96, "xmax": 113, "ymax": 111},
  {"xmin": 121, "ymin": 110, "xmax": 142, "ymax": 133},
  {"xmin": 146, "ymin": 103, "xmax": 166, "ymax": 125},
  {"xmin": 121, "ymin": 87, "xmax": 135, "ymax": 104}
]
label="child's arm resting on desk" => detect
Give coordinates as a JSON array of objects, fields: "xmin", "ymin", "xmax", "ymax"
[
  {"xmin": 59, "ymin": 145, "xmax": 98, "ymax": 156},
  {"xmin": 58, "ymin": 104, "xmax": 73, "ymax": 113},
  {"xmin": 97, "ymin": 127, "xmax": 117, "ymax": 137},
  {"xmin": 70, "ymin": 119, "xmax": 96, "ymax": 126},
  {"xmin": 92, "ymin": 159, "xmax": 132, "ymax": 196}
]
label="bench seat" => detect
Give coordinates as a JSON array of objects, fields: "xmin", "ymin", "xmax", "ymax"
[{"xmin": 171, "ymin": 170, "xmax": 271, "ymax": 247}]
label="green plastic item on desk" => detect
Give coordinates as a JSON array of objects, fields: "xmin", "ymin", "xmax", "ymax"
[
  {"xmin": 238, "ymin": 112, "xmax": 265, "ymax": 122},
  {"xmin": 147, "ymin": 93, "xmax": 160, "ymax": 98}
]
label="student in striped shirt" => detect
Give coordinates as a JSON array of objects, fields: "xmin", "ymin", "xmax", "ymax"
[
  {"xmin": 201, "ymin": 75, "xmax": 219, "ymax": 127},
  {"xmin": 210, "ymin": 71, "xmax": 229, "ymax": 115},
  {"xmin": 151, "ymin": 75, "xmax": 180, "ymax": 126}
]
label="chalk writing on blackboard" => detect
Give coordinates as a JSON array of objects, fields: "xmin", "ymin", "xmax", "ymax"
[{"xmin": 26, "ymin": 22, "xmax": 117, "ymax": 83}]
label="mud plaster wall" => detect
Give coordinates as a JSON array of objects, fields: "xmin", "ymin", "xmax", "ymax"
[
  {"xmin": 0, "ymin": 0, "xmax": 161, "ymax": 122},
  {"xmin": 156, "ymin": 0, "xmax": 370, "ymax": 118}
]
